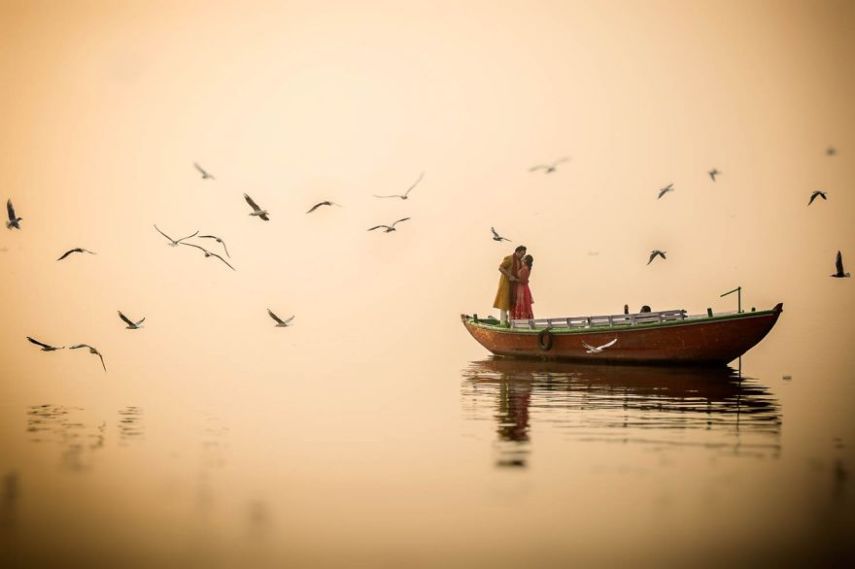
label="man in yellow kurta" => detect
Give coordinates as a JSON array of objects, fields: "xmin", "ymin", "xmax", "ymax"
[{"xmin": 494, "ymin": 245, "xmax": 527, "ymax": 325}]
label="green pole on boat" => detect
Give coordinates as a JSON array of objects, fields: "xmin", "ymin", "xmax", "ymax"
[{"xmin": 720, "ymin": 286, "xmax": 742, "ymax": 313}]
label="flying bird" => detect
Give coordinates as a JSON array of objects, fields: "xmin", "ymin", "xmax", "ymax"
[
  {"xmin": 368, "ymin": 217, "xmax": 410, "ymax": 233},
  {"xmin": 529, "ymin": 157, "xmax": 569, "ymax": 174},
  {"xmin": 6, "ymin": 199, "xmax": 21, "ymax": 229},
  {"xmin": 267, "ymin": 309, "xmax": 294, "ymax": 327},
  {"xmin": 831, "ymin": 251, "xmax": 850, "ymax": 278},
  {"xmin": 708, "ymin": 169, "xmax": 720, "ymax": 182},
  {"xmin": 194, "ymin": 162, "xmax": 215, "ymax": 180},
  {"xmin": 657, "ymin": 184, "xmax": 674, "ymax": 199},
  {"xmin": 808, "ymin": 191, "xmax": 827, "ymax": 206},
  {"xmin": 490, "ymin": 227, "xmax": 511, "ymax": 242},
  {"xmin": 118, "ymin": 311, "xmax": 145, "ymax": 329},
  {"xmin": 154, "ymin": 225, "xmax": 199, "ymax": 246},
  {"xmin": 244, "ymin": 194, "xmax": 269, "ymax": 221},
  {"xmin": 197, "ymin": 234, "xmax": 230, "ymax": 257},
  {"xmin": 26, "ymin": 337, "xmax": 64, "ymax": 351},
  {"xmin": 181, "ymin": 242, "xmax": 236, "ymax": 270},
  {"xmin": 57, "ymin": 248, "xmax": 96, "ymax": 261},
  {"xmin": 372, "ymin": 172, "xmax": 424, "ymax": 200},
  {"xmin": 306, "ymin": 201, "xmax": 341, "ymax": 214},
  {"xmin": 69, "ymin": 344, "xmax": 106, "ymax": 372},
  {"xmin": 647, "ymin": 250, "xmax": 667, "ymax": 265},
  {"xmin": 582, "ymin": 338, "xmax": 618, "ymax": 353}
]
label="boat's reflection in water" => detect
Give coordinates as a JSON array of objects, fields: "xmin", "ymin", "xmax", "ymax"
[{"xmin": 462, "ymin": 358, "xmax": 781, "ymax": 468}]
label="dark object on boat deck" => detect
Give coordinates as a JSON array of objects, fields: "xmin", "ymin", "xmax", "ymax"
[
  {"xmin": 624, "ymin": 305, "xmax": 629, "ymax": 315},
  {"xmin": 640, "ymin": 305, "xmax": 651, "ymax": 313},
  {"xmin": 707, "ymin": 308, "xmax": 714, "ymax": 317},
  {"xmin": 460, "ymin": 303, "xmax": 784, "ymax": 365}
]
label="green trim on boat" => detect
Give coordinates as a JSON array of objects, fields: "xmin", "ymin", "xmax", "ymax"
[{"xmin": 466, "ymin": 308, "xmax": 779, "ymax": 335}]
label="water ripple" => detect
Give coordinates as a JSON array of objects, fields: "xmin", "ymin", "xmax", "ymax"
[{"xmin": 462, "ymin": 358, "xmax": 781, "ymax": 467}]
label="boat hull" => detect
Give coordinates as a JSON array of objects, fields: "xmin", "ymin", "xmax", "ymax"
[{"xmin": 461, "ymin": 304, "xmax": 783, "ymax": 366}]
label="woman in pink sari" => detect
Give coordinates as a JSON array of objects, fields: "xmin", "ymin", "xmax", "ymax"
[{"xmin": 511, "ymin": 255, "xmax": 534, "ymax": 320}]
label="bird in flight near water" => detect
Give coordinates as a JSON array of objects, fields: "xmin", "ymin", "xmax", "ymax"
[
  {"xmin": 808, "ymin": 191, "xmax": 827, "ymax": 206},
  {"xmin": 582, "ymin": 338, "xmax": 618, "ymax": 353},
  {"xmin": 306, "ymin": 201, "xmax": 341, "ymax": 214},
  {"xmin": 57, "ymin": 248, "xmax": 96, "ymax": 261},
  {"xmin": 26, "ymin": 337, "xmax": 64, "ymax": 351},
  {"xmin": 831, "ymin": 251, "xmax": 850, "ymax": 278},
  {"xmin": 118, "ymin": 311, "xmax": 145, "ymax": 329},
  {"xmin": 181, "ymin": 242, "xmax": 235, "ymax": 270},
  {"xmin": 373, "ymin": 172, "xmax": 424, "ymax": 200},
  {"xmin": 6, "ymin": 199, "xmax": 22, "ymax": 229},
  {"xmin": 70, "ymin": 344, "xmax": 107, "ymax": 372},
  {"xmin": 529, "ymin": 157, "xmax": 569, "ymax": 174},
  {"xmin": 244, "ymin": 194, "xmax": 270, "ymax": 221},
  {"xmin": 491, "ymin": 227, "xmax": 511, "ymax": 242},
  {"xmin": 154, "ymin": 225, "xmax": 198, "ymax": 246},
  {"xmin": 267, "ymin": 309, "xmax": 294, "ymax": 327},
  {"xmin": 368, "ymin": 218, "xmax": 410, "ymax": 233},
  {"xmin": 647, "ymin": 250, "xmax": 667, "ymax": 265},
  {"xmin": 194, "ymin": 162, "xmax": 215, "ymax": 180},
  {"xmin": 197, "ymin": 234, "xmax": 230, "ymax": 257}
]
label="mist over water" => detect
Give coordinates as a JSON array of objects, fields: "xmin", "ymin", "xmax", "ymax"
[{"xmin": 2, "ymin": 0, "xmax": 854, "ymax": 567}]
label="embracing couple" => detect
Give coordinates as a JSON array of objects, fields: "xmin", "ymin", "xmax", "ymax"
[{"xmin": 493, "ymin": 245, "xmax": 534, "ymax": 325}]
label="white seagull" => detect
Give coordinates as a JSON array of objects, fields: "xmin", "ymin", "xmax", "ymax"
[
  {"xmin": 118, "ymin": 311, "xmax": 145, "ymax": 329},
  {"xmin": 267, "ymin": 309, "xmax": 294, "ymax": 327},
  {"xmin": 26, "ymin": 336, "xmax": 64, "ymax": 351},
  {"xmin": 6, "ymin": 199, "xmax": 22, "ymax": 229},
  {"xmin": 529, "ymin": 157, "xmax": 569, "ymax": 174},
  {"xmin": 244, "ymin": 194, "xmax": 270, "ymax": 221},
  {"xmin": 57, "ymin": 248, "xmax": 96, "ymax": 261},
  {"xmin": 69, "ymin": 344, "xmax": 106, "ymax": 372},
  {"xmin": 197, "ymin": 234, "xmax": 230, "ymax": 257},
  {"xmin": 306, "ymin": 200, "xmax": 342, "ymax": 213},
  {"xmin": 491, "ymin": 227, "xmax": 511, "ymax": 242},
  {"xmin": 181, "ymin": 242, "xmax": 235, "ymax": 270},
  {"xmin": 194, "ymin": 162, "xmax": 215, "ymax": 180},
  {"xmin": 368, "ymin": 217, "xmax": 410, "ymax": 233},
  {"xmin": 373, "ymin": 172, "xmax": 424, "ymax": 200},
  {"xmin": 154, "ymin": 225, "xmax": 199, "ymax": 246},
  {"xmin": 582, "ymin": 338, "xmax": 618, "ymax": 353}
]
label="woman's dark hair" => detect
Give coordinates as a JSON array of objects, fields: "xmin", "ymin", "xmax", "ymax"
[
  {"xmin": 524, "ymin": 254, "xmax": 533, "ymax": 267},
  {"xmin": 514, "ymin": 245, "xmax": 527, "ymax": 253}
]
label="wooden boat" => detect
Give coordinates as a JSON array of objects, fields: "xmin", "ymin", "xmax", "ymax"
[{"xmin": 461, "ymin": 303, "xmax": 783, "ymax": 366}]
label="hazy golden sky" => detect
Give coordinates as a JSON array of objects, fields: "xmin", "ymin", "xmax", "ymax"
[{"xmin": 1, "ymin": 0, "xmax": 853, "ymax": 384}]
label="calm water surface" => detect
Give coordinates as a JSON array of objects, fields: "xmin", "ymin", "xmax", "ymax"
[{"xmin": 1, "ymin": 308, "xmax": 853, "ymax": 568}]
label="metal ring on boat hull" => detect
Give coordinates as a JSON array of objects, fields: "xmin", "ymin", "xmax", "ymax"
[{"xmin": 538, "ymin": 328, "xmax": 554, "ymax": 351}]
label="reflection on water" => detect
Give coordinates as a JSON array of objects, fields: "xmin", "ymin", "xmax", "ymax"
[
  {"xmin": 463, "ymin": 358, "xmax": 781, "ymax": 468},
  {"xmin": 118, "ymin": 406, "xmax": 145, "ymax": 443},
  {"xmin": 0, "ymin": 471, "xmax": 18, "ymax": 531},
  {"xmin": 196, "ymin": 413, "xmax": 230, "ymax": 514},
  {"xmin": 26, "ymin": 405, "xmax": 104, "ymax": 471},
  {"xmin": 22, "ymin": 404, "xmax": 145, "ymax": 470}
]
